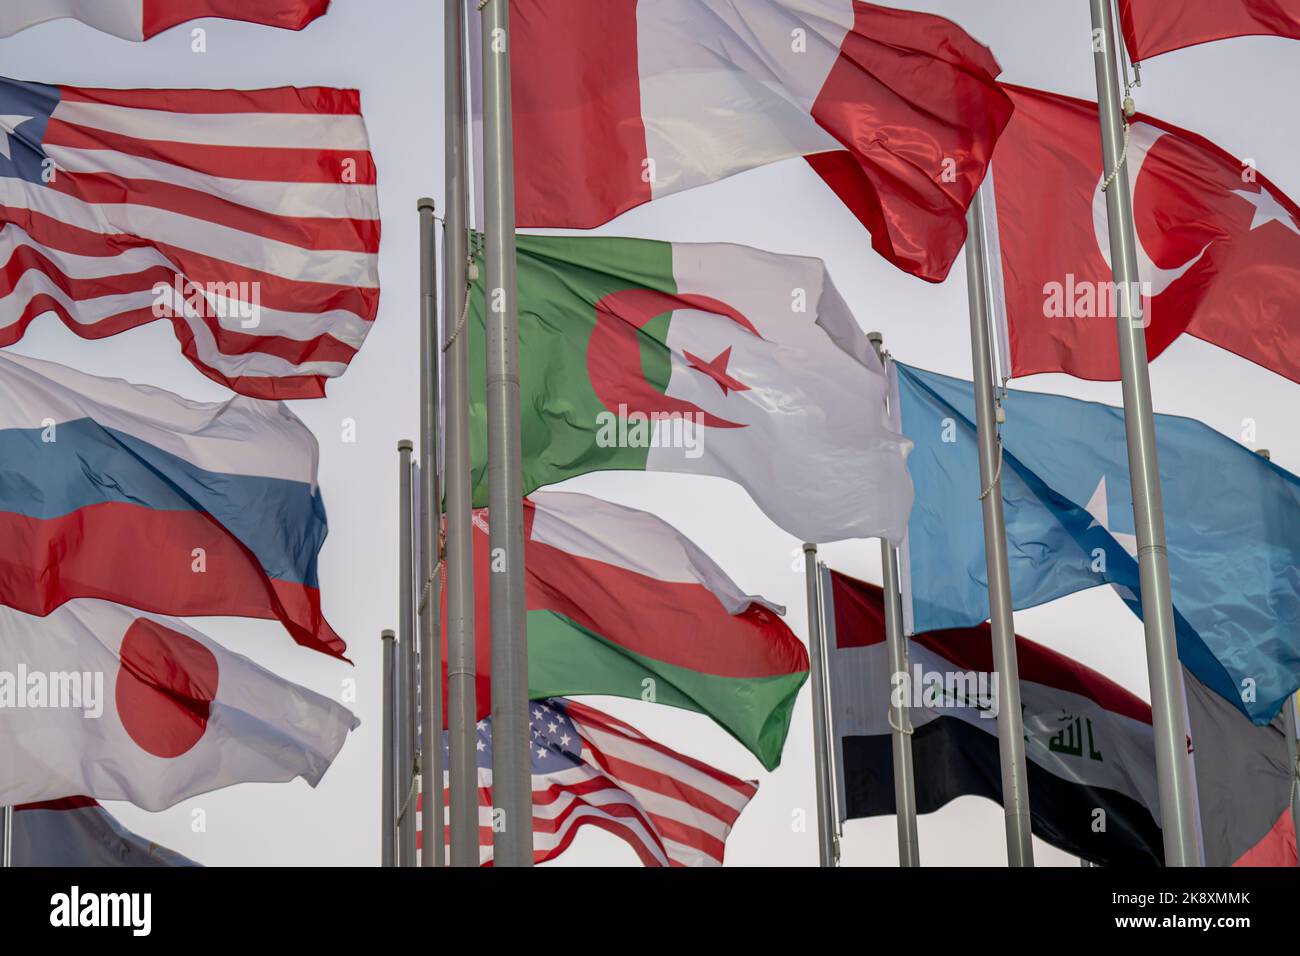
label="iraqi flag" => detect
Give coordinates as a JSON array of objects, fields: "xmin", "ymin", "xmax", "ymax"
[
  {"xmin": 467, "ymin": 234, "xmax": 915, "ymax": 545},
  {"xmin": 0, "ymin": 350, "xmax": 345, "ymax": 658},
  {"xmin": 0, "ymin": 75, "xmax": 379, "ymax": 399},
  {"xmin": 827, "ymin": 571, "xmax": 1298, "ymax": 866},
  {"xmin": 449, "ymin": 491, "xmax": 809, "ymax": 770},
  {"xmin": 0, "ymin": 1, "xmax": 329, "ymax": 40},
  {"xmin": 423, "ymin": 699, "xmax": 758, "ymax": 867},
  {"xmin": 495, "ymin": 0, "xmax": 1013, "ymax": 282},
  {"xmin": 0, "ymin": 599, "xmax": 358, "ymax": 811},
  {"xmin": 986, "ymin": 84, "xmax": 1300, "ymax": 386},
  {"xmin": 9, "ymin": 797, "xmax": 198, "ymax": 867},
  {"xmin": 1119, "ymin": 0, "xmax": 1300, "ymax": 60}
]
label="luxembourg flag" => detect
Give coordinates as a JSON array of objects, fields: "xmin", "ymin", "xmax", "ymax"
[
  {"xmin": 0, "ymin": 1, "xmax": 329, "ymax": 40},
  {"xmin": 0, "ymin": 350, "xmax": 345, "ymax": 658}
]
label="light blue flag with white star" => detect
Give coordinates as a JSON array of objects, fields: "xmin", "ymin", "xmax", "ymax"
[{"xmin": 896, "ymin": 363, "xmax": 1300, "ymax": 725}]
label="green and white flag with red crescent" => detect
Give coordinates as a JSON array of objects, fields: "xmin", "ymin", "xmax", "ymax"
[{"xmin": 467, "ymin": 235, "xmax": 914, "ymax": 543}]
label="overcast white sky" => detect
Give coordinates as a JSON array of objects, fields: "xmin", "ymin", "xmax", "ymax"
[{"xmin": 2, "ymin": 0, "xmax": 1297, "ymax": 866}]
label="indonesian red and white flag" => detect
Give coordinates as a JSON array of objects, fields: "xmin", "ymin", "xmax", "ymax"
[
  {"xmin": 986, "ymin": 84, "xmax": 1300, "ymax": 386},
  {"xmin": 0, "ymin": 599, "xmax": 358, "ymax": 811},
  {"xmin": 0, "ymin": 1, "xmax": 329, "ymax": 40},
  {"xmin": 422, "ymin": 698, "xmax": 758, "ymax": 866},
  {"xmin": 495, "ymin": 0, "xmax": 1013, "ymax": 282},
  {"xmin": 1119, "ymin": 0, "xmax": 1300, "ymax": 61},
  {"xmin": 10, "ymin": 797, "xmax": 198, "ymax": 867},
  {"xmin": 0, "ymin": 76, "xmax": 379, "ymax": 398}
]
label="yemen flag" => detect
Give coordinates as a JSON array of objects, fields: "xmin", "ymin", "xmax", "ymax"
[
  {"xmin": 444, "ymin": 491, "xmax": 809, "ymax": 770},
  {"xmin": 467, "ymin": 234, "xmax": 914, "ymax": 544},
  {"xmin": 499, "ymin": 0, "xmax": 1013, "ymax": 282}
]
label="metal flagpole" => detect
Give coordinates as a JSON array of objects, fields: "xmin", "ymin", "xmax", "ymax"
[
  {"xmin": 480, "ymin": 0, "xmax": 531, "ymax": 866},
  {"xmin": 1089, "ymin": 0, "xmax": 1199, "ymax": 865},
  {"xmin": 866, "ymin": 333, "xmax": 921, "ymax": 868},
  {"xmin": 1, "ymin": 806, "xmax": 11, "ymax": 867},
  {"xmin": 381, "ymin": 628, "xmax": 397, "ymax": 867},
  {"xmin": 444, "ymin": 0, "xmax": 480, "ymax": 869},
  {"xmin": 397, "ymin": 440, "xmax": 417, "ymax": 865},
  {"xmin": 802, "ymin": 543, "xmax": 836, "ymax": 867},
  {"xmin": 815, "ymin": 562, "xmax": 844, "ymax": 860},
  {"xmin": 964, "ymin": 190, "xmax": 1034, "ymax": 867},
  {"xmin": 417, "ymin": 198, "xmax": 445, "ymax": 867}
]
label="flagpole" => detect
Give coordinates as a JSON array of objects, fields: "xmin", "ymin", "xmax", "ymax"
[
  {"xmin": 381, "ymin": 628, "xmax": 397, "ymax": 867},
  {"xmin": 397, "ymin": 440, "xmax": 417, "ymax": 866},
  {"xmin": 1088, "ymin": 0, "xmax": 1198, "ymax": 866},
  {"xmin": 481, "ymin": 0, "xmax": 532, "ymax": 866},
  {"xmin": 866, "ymin": 333, "xmax": 921, "ymax": 867},
  {"xmin": 417, "ymin": 198, "xmax": 445, "ymax": 867},
  {"xmin": 1, "ymin": 806, "xmax": 10, "ymax": 867},
  {"xmin": 965, "ymin": 189, "xmax": 1034, "ymax": 867},
  {"xmin": 444, "ymin": 0, "xmax": 480, "ymax": 868},
  {"xmin": 816, "ymin": 562, "xmax": 844, "ymax": 857},
  {"xmin": 802, "ymin": 543, "xmax": 836, "ymax": 867}
]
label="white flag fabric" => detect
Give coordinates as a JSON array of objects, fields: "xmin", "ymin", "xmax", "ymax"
[{"xmin": 0, "ymin": 599, "xmax": 357, "ymax": 811}]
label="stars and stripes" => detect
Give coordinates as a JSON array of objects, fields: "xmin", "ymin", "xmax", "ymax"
[
  {"xmin": 421, "ymin": 698, "xmax": 758, "ymax": 866},
  {"xmin": 0, "ymin": 76, "xmax": 379, "ymax": 399}
]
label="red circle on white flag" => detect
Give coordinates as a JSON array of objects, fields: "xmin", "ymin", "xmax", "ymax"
[{"xmin": 116, "ymin": 618, "xmax": 220, "ymax": 758}]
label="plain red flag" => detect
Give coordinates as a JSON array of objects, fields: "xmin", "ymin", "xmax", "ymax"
[{"xmin": 1119, "ymin": 0, "xmax": 1300, "ymax": 60}]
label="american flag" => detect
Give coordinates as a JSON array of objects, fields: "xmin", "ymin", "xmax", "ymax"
[
  {"xmin": 0, "ymin": 75, "xmax": 379, "ymax": 399},
  {"xmin": 420, "ymin": 698, "xmax": 758, "ymax": 866}
]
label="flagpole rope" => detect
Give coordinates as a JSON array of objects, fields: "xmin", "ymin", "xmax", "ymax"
[
  {"xmin": 887, "ymin": 709, "xmax": 914, "ymax": 736},
  {"xmin": 397, "ymin": 773, "xmax": 419, "ymax": 826},
  {"xmin": 1101, "ymin": 120, "xmax": 1131, "ymax": 194}
]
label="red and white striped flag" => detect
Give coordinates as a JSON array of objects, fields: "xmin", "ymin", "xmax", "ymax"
[
  {"xmin": 0, "ymin": 76, "xmax": 379, "ymax": 399},
  {"xmin": 1, "ymin": 1, "xmax": 330, "ymax": 40},
  {"xmin": 421, "ymin": 699, "xmax": 757, "ymax": 866}
]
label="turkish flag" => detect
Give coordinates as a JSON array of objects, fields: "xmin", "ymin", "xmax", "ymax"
[
  {"xmin": 1119, "ymin": 0, "xmax": 1300, "ymax": 61},
  {"xmin": 988, "ymin": 84, "xmax": 1300, "ymax": 385}
]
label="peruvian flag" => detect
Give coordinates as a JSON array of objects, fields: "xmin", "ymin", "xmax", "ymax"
[
  {"xmin": 444, "ymin": 491, "xmax": 810, "ymax": 771},
  {"xmin": 10, "ymin": 797, "xmax": 198, "ymax": 867},
  {"xmin": 500, "ymin": 0, "xmax": 1013, "ymax": 282},
  {"xmin": 1119, "ymin": 0, "xmax": 1300, "ymax": 61},
  {"xmin": 988, "ymin": 84, "xmax": 1300, "ymax": 386},
  {"xmin": 0, "ymin": 1, "xmax": 329, "ymax": 40},
  {"xmin": 0, "ymin": 599, "xmax": 358, "ymax": 811}
]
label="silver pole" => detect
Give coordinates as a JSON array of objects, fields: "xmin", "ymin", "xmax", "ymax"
[
  {"xmin": 381, "ymin": 628, "xmax": 397, "ymax": 867},
  {"xmin": 418, "ymin": 198, "xmax": 446, "ymax": 867},
  {"xmin": 445, "ymin": 0, "xmax": 480, "ymax": 869},
  {"xmin": 866, "ymin": 333, "xmax": 921, "ymax": 868},
  {"xmin": 802, "ymin": 543, "xmax": 836, "ymax": 867},
  {"xmin": 1, "ymin": 806, "xmax": 11, "ymax": 867},
  {"xmin": 398, "ymin": 440, "xmax": 417, "ymax": 866},
  {"xmin": 816, "ymin": 563, "xmax": 843, "ymax": 851},
  {"xmin": 1089, "ymin": 0, "xmax": 1198, "ymax": 866},
  {"xmin": 481, "ymin": 0, "xmax": 531, "ymax": 867},
  {"xmin": 965, "ymin": 191, "xmax": 1034, "ymax": 867}
]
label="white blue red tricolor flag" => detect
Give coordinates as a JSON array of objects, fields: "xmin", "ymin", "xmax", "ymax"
[
  {"xmin": 0, "ymin": 75, "xmax": 379, "ymax": 398},
  {"xmin": 421, "ymin": 699, "xmax": 757, "ymax": 866},
  {"xmin": 0, "ymin": 1, "xmax": 329, "ymax": 40}
]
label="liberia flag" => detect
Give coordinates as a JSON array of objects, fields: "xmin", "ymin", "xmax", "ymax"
[
  {"xmin": 986, "ymin": 84, "xmax": 1300, "ymax": 386},
  {"xmin": 0, "ymin": 599, "xmax": 358, "ymax": 811},
  {"xmin": 424, "ymin": 699, "xmax": 757, "ymax": 866},
  {"xmin": 497, "ymin": 0, "xmax": 1012, "ymax": 282},
  {"xmin": 0, "ymin": 350, "xmax": 345, "ymax": 658},
  {"xmin": 10, "ymin": 798, "xmax": 198, "ymax": 867},
  {"xmin": 0, "ymin": 76, "xmax": 378, "ymax": 399},
  {"xmin": 1119, "ymin": 0, "xmax": 1300, "ymax": 60},
  {"xmin": 0, "ymin": 1, "xmax": 329, "ymax": 40},
  {"xmin": 449, "ymin": 491, "xmax": 809, "ymax": 770}
]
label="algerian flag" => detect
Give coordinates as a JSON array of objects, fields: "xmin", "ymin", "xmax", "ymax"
[{"xmin": 468, "ymin": 235, "xmax": 914, "ymax": 543}]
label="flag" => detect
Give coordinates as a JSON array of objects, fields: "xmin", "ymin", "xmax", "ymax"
[
  {"xmin": 426, "ymin": 699, "xmax": 757, "ymax": 866},
  {"xmin": 896, "ymin": 362, "xmax": 1300, "ymax": 725},
  {"xmin": 447, "ymin": 491, "xmax": 809, "ymax": 770},
  {"xmin": 0, "ymin": 0, "xmax": 329, "ymax": 39},
  {"xmin": 498, "ymin": 0, "xmax": 1013, "ymax": 282},
  {"xmin": 0, "ymin": 351, "xmax": 345, "ymax": 657},
  {"xmin": 987, "ymin": 84, "xmax": 1300, "ymax": 386},
  {"xmin": 826, "ymin": 570, "xmax": 1162, "ymax": 866},
  {"xmin": 1119, "ymin": 0, "xmax": 1300, "ymax": 60},
  {"xmin": 10, "ymin": 797, "xmax": 199, "ymax": 867},
  {"xmin": 467, "ymin": 233, "xmax": 915, "ymax": 544},
  {"xmin": 0, "ymin": 599, "xmax": 358, "ymax": 811},
  {"xmin": 827, "ymin": 570, "xmax": 1298, "ymax": 866},
  {"xmin": 0, "ymin": 75, "xmax": 378, "ymax": 398}
]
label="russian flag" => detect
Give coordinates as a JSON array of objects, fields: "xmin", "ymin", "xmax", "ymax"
[
  {"xmin": 0, "ymin": 1, "xmax": 330, "ymax": 40},
  {"xmin": 0, "ymin": 350, "xmax": 345, "ymax": 658}
]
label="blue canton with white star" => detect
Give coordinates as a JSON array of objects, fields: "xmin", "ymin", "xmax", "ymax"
[
  {"xmin": 0, "ymin": 77, "xmax": 60, "ymax": 186},
  {"xmin": 443, "ymin": 699, "xmax": 583, "ymax": 775}
]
